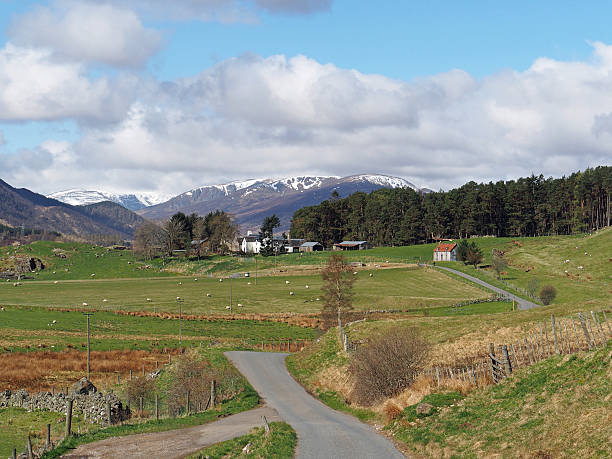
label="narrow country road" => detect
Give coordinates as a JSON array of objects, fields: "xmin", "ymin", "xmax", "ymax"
[
  {"xmin": 63, "ymin": 405, "xmax": 281, "ymax": 459},
  {"xmin": 226, "ymin": 351, "xmax": 406, "ymax": 459},
  {"xmin": 434, "ymin": 265, "xmax": 539, "ymax": 310}
]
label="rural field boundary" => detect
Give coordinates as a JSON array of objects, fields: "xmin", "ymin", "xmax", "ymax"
[{"xmin": 340, "ymin": 309, "xmax": 612, "ymax": 387}]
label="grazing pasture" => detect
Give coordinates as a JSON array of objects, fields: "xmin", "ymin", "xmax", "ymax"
[{"xmin": 0, "ymin": 267, "xmax": 489, "ymax": 314}]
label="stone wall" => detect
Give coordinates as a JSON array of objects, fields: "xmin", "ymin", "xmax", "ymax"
[{"xmin": 0, "ymin": 388, "xmax": 130, "ymax": 425}]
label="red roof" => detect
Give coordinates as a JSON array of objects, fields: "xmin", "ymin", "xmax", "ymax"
[{"xmin": 434, "ymin": 242, "xmax": 457, "ymax": 252}]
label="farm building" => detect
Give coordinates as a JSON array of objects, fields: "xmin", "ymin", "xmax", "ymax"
[
  {"xmin": 300, "ymin": 241, "xmax": 323, "ymax": 252},
  {"xmin": 433, "ymin": 242, "xmax": 457, "ymax": 261},
  {"xmin": 284, "ymin": 238, "xmax": 306, "ymax": 253},
  {"xmin": 333, "ymin": 241, "xmax": 370, "ymax": 251}
]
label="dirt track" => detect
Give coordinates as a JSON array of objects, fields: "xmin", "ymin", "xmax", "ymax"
[{"xmin": 62, "ymin": 405, "xmax": 280, "ymax": 459}]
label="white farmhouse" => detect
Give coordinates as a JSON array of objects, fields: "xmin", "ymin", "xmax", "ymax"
[
  {"xmin": 433, "ymin": 242, "xmax": 457, "ymax": 261},
  {"xmin": 240, "ymin": 232, "xmax": 261, "ymax": 254}
]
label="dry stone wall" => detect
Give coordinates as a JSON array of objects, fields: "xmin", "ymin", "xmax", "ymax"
[{"xmin": 0, "ymin": 388, "xmax": 130, "ymax": 425}]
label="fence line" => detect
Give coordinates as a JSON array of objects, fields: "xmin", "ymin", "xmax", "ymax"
[{"xmin": 340, "ymin": 310, "xmax": 612, "ymax": 387}]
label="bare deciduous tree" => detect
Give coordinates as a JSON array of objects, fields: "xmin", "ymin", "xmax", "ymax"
[
  {"xmin": 321, "ymin": 252, "xmax": 355, "ymax": 329},
  {"xmin": 133, "ymin": 222, "xmax": 165, "ymax": 260}
]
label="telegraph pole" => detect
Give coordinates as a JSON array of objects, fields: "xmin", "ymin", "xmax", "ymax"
[
  {"xmin": 176, "ymin": 297, "xmax": 183, "ymax": 345},
  {"xmin": 83, "ymin": 312, "xmax": 94, "ymax": 380}
]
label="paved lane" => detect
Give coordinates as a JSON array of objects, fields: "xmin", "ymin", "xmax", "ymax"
[
  {"xmin": 226, "ymin": 351, "xmax": 406, "ymax": 459},
  {"xmin": 434, "ymin": 265, "xmax": 540, "ymax": 310}
]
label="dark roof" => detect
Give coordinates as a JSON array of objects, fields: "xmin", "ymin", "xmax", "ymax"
[
  {"xmin": 301, "ymin": 241, "xmax": 322, "ymax": 247},
  {"xmin": 334, "ymin": 241, "xmax": 368, "ymax": 247}
]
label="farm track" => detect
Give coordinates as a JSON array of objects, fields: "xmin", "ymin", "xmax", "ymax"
[{"xmin": 63, "ymin": 406, "xmax": 281, "ymax": 459}]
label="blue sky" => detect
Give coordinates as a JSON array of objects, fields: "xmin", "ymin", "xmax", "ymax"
[{"xmin": 0, "ymin": 0, "xmax": 610, "ymax": 194}]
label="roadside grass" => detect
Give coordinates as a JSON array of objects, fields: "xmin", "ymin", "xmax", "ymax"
[
  {"xmin": 0, "ymin": 267, "xmax": 488, "ymax": 314},
  {"xmin": 388, "ymin": 343, "xmax": 612, "ymax": 458},
  {"xmin": 187, "ymin": 422, "xmax": 296, "ymax": 459},
  {"xmin": 0, "ymin": 407, "xmax": 89, "ymax": 459},
  {"xmin": 286, "ymin": 329, "xmax": 378, "ymax": 423}
]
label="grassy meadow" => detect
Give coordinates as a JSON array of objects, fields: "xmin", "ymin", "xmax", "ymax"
[{"xmin": 0, "ymin": 267, "xmax": 489, "ymax": 314}]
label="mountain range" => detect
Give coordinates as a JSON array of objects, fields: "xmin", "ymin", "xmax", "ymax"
[
  {"xmin": 46, "ymin": 174, "xmax": 426, "ymax": 232},
  {"xmin": 0, "ymin": 179, "xmax": 146, "ymax": 239}
]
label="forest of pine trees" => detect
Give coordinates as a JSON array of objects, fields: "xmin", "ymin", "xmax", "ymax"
[{"xmin": 289, "ymin": 166, "xmax": 612, "ymax": 248}]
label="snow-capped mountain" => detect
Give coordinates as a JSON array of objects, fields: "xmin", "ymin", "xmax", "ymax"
[
  {"xmin": 47, "ymin": 189, "xmax": 171, "ymax": 211},
  {"xmin": 137, "ymin": 174, "xmax": 423, "ymax": 230}
]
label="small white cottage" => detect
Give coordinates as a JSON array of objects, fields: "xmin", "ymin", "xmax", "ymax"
[{"xmin": 433, "ymin": 242, "xmax": 457, "ymax": 261}]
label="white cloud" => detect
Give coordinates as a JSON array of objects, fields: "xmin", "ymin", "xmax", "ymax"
[
  {"xmin": 0, "ymin": 43, "xmax": 137, "ymax": 122},
  {"xmin": 3, "ymin": 44, "xmax": 612, "ymax": 195},
  {"xmin": 8, "ymin": 1, "xmax": 163, "ymax": 68}
]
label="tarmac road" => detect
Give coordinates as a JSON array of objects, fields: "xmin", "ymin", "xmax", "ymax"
[
  {"xmin": 434, "ymin": 265, "xmax": 540, "ymax": 310},
  {"xmin": 226, "ymin": 351, "xmax": 406, "ymax": 459}
]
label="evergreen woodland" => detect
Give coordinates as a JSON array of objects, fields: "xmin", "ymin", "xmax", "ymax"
[{"xmin": 289, "ymin": 166, "xmax": 611, "ymax": 247}]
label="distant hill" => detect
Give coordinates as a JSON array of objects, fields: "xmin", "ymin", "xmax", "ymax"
[
  {"xmin": 47, "ymin": 189, "xmax": 171, "ymax": 211},
  {"xmin": 136, "ymin": 174, "xmax": 423, "ymax": 231},
  {"xmin": 0, "ymin": 179, "xmax": 146, "ymax": 239}
]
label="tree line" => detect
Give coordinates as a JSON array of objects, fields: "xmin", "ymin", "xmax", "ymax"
[
  {"xmin": 290, "ymin": 166, "xmax": 612, "ymax": 247},
  {"xmin": 134, "ymin": 210, "xmax": 237, "ymax": 259}
]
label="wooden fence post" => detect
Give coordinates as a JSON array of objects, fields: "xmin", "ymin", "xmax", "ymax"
[
  {"xmin": 262, "ymin": 415, "xmax": 270, "ymax": 435},
  {"xmin": 586, "ymin": 315, "xmax": 597, "ymax": 348},
  {"xmin": 13, "ymin": 447, "xmax": 16, "ymax": 459},
  {"xmin": 551, "ymin": 316, "xmax": 560, "ymax": 354},
  {"xmin": 65, "ymin": 399, "xmax": 73, "ymax": 437},
  {"xmin": 577, "ymin": 313, "xmax": 593, "ymax": 350},
  {"xmin": 562, "ymin": 321, "xmax": 571, "ymax": 353},
  {"xmin": 501, "ymin": 345, "xmax": 512, "ymax": 375},
  {"xmin": 27, "ymin": 436, "xmax": 33, "ymax": 459},
  {"xmin": 46, "ymin": 423, "xmax": 51, "ymax": 447},
  {"xmin": 186, "ymin": 391, "xmax": 190, "ymax": 415},
  {"xmin": 489, "ymin": 343, "xmax": 497, "ymax": 383},
  {"xmin": 155, "ymin": 394, "xmax": 159, "ymax": 420},
  {"xmin": 210, "ymin": 380, "xmax": 216, "ymax": 409},
  {"xmin": 435, "ymin": 367, "xmax": 440, "ymax": 386},
  {"xmin": 591, "ymin": 311, "xmax": 606, "ymax": 346}
]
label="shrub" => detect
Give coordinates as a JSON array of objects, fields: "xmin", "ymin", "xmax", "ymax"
[
  {"xmin": 126, "ymin": 375, "xmax": 155, "ymax": 406},
  {"xmin": 539, "ymin": 285, "xmax": 557, "ymax": 305},
  {"xmin": 349, "ymin": 327, "xmax": 430, "ymax": 405},
  {"xmin": 166, "ymin": 349, "xmax": 217, "ymax": 416}
]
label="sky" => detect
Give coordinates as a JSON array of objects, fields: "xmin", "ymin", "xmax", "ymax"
[{"xmin": 0, "ymin": 0, "xmax": 611, "ymax": 196}]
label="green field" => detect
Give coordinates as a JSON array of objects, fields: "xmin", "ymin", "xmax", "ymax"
[
  {"xmin": 0, "ymin": 305, "xmax": 318, "ymax": 354},
  {"xmin": 0, "ymin": 267, "xmax": 489, "ymax": 315}
]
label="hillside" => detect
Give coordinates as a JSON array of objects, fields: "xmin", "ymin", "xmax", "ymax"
[
  {"xmin": 0, "ymin": 179, "xmax": 146, "ymax": 239},
  {"xmin": 136, "ymin": 174, "xmax": 421, "ymax": 230},
  {"xmin": 390, "ymin": 343, "xmax": 611, "ymax": 458}
]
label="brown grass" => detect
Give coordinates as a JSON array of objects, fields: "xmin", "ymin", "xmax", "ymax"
[{"xmin": 0, "ymin": 349, "xmax": 179, "ymax": 393}]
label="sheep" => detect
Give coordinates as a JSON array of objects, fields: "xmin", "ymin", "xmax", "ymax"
[
  {"xmin": 178, "ymin": 282, "xmax": 182, "ymax": 285},
  {"xmin": 305, "ymin": 285, "xmax": 309, "ymax": 289},
  {"xmin": 206, "ymin": 293, "xmax": 211, "ymax": 297},
  {"xmin": 237, "ymin": 303, "xmax": 243, "ymax": 307},
  {"xmin": 82, "ymin": 302, "xmax": 88, "ymax": 306},
  {"xmin": 285, "ymin": 280, "xmax": 290, "ymax": 284},
  {"xmin": 247, "ymin": 282, "xmax": 252, "ymax": 285},
  {"xmin": 90, "ymin": 273, "xmax": 96, "ymax": 278},
  {"xmin": 289, "ymin": 291, "xmax": 294, "ymax": 295},
  {"xmin": 219, "ymin": 279, "xmax": 223, "ymax": 282},
  {"xmin": 53, "ymin": 281, "xmax": 59, "ymax": 284},
  {"xmin": 146, "ymin": 298, "xmax": 152, "ymax": 302},
  {"xmin": 353, "ymin": 271, "xmax": 358, "ymax": 275},
  {"xmin": 52, "ymin": 319, "xmax": 56, "ymax": 324},
  {"xmin": 225, "ymin": 305, "xmax": 231, "ymax": 309},
  {"xmin": 194, "ymin": 278, "xmax": 198, "ymax": 281},
  {"xmin": 577, "ymin": 266, "xmax": 584, "ymax": 270},
  {"xmin": 103, "ymin": 299, "xmax": 108, "ymax": 302},
  {"xmin": 369, "ymin": 273, "xmax": 373, "ymax": 277}
]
